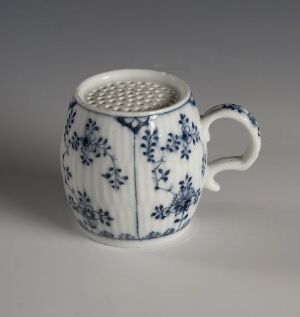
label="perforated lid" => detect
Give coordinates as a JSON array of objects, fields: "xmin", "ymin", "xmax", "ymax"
[
  {"xmin": 75, "ymin": 69, "xmax": 190, "ymax": 115},
  {"xmin": 86, "ymin": 81, "xmax": 179, "ymax": 112}
]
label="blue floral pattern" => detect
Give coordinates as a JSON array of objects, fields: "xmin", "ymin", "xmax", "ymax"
[
  {"xmin": 62, "ymin": 99, "xmax": 77, "ymax": 187},
  {"xmin": 61, "ymin": 100, "xmax": 130, "ymax": 239},
  {"xmin": 222, "ymin": 104, "xmax": 261, "ymax": 137},
  {"xmin": 151, "ymin": 175, "xmax": 200, "ymax": 230},
  {"xmin": 69, "ymin": 190, "xmax": 114, "ymax": 233},
  {"xmin": 68, "ymin": 118, "xmax": 128, "ymax": 189},
  {"xmin": 142, "ymin": 228, "xmax": 175, "ymax": 239},
  {"xmin": 62, "ymin": 100, "xmax": 128, "ymax": 191},
  {"xmin": 140, "ymin": 113, "xmax": 202, "ymax": 230},
  {"xmin": 62, "ymin": 96, "xmax": 205, "ymax": 241},
  {"xmin": 63, "ymin": 98, "xmax": 77, "ymax": 143},
  {"xmin": 142, "ymin": 219, "xmax": 191, "ymax": 239},
  {"xmin": 84, "ymin": 229, "xmax": 180, "ymax": 240},
  {"xmin": 161, "ymin": 114, "xmax": 200, "ymax": 159}
]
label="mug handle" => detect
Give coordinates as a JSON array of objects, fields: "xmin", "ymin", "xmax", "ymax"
[{"xmin": 201, "ymin": 104, "xmax": 261, "ymax": 192}]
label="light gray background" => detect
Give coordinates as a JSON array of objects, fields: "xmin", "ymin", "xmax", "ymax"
[{"xmin": 0, "ymin": 0, "xmax": 299, "ymax": 316}]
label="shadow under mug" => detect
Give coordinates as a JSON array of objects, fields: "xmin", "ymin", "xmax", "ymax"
[{"xmin": 60, "ymin": 69, "xmax": 261, "ymax": 247}]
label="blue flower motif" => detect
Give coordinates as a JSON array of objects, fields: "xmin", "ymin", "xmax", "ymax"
[
  {"xmin": 178, "ymin": 114, "xmax": 200, "ymax": 159},
  {"xmin": 69, "ymin": 190, "xmax": 114, "ymax": 232},
  {"xmin": 141, "ymin": 113, "xmax": 200, "ymax": 162},
  {"xmin": 161, "ymin": 133, "xmax": 181, "ymax": 152},
  {"xmin": 69, "ymin": 118, "xmax": 109, "ymax": 165},
  {"xmin": 172, "ymin": 175, "xmax": 200, "ymax": 215},
  {"xmin": 151, "ymin": 174, "xmax": 200, "ymax": 230}
]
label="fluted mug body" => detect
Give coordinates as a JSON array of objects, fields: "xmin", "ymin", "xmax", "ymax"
[{"xmin": 61, "ymin": 69, "xmax": 261, "ymax": 246}]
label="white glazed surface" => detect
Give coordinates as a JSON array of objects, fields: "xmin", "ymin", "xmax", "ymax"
[{"xmin": 61, "ymin": 70, "xmax": 261, "ymax": 247}]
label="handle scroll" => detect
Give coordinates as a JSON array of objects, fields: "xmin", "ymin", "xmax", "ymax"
[{"xmin": 201, "ymin": 104, "xmax": 261, "ymax": 192}]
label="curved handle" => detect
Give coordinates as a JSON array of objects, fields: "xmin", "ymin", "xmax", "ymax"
[{"xmin": 201, "ymin": 104, "xmax": 261, "ymax": 192}]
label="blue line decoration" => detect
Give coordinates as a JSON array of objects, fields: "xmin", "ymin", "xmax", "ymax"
[
  {"xmin": 222, "ymin": 104, "xmax": 261, "ymax": 137},
  {"xmin": 116, "ymin": 117, "xmax": 150, "ymax": 134}
]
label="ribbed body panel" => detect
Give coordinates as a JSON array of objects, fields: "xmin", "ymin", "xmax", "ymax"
[{"xmin": 60, "ymin": 96, "xmax": 207, "ymax": 244}]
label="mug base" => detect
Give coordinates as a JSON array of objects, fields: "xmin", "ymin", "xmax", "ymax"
[{"xmin": 78, "ymin": 222, "xmax": 196, "ymax": 248}]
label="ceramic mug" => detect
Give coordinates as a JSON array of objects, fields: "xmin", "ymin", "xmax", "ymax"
[{"xmin": 60, "ymin": 69, "xmax": 261, "ymax": 247}]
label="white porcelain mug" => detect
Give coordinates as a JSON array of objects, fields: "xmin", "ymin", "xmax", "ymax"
[{"xmin": 60, "ymin": 69, "xmax": 261, "ymax": 247}]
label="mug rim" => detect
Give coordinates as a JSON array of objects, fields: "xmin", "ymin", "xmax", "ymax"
[{"xmin": 74, "ymin": 69, "xmax": 191, "ymax": 117}]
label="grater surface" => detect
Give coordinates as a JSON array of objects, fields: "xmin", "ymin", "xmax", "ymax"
[{"xmin": 85, "ymin": 81, "xmax": 179, "ymax": 112}]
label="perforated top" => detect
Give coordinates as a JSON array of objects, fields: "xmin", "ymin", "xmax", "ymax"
[{"xmin": 85, "ymin": 81, "xmax": 179, "ymax": 112}]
